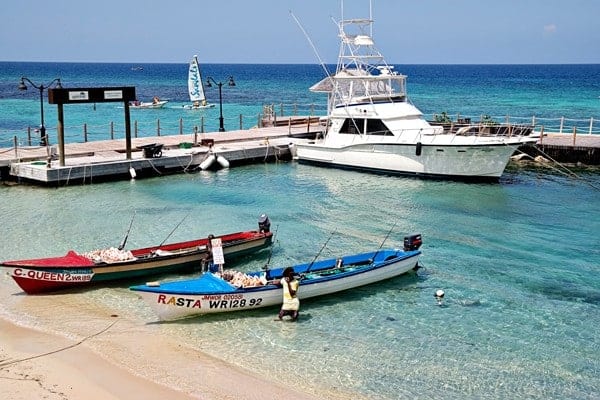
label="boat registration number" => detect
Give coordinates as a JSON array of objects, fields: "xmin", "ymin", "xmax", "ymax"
[{"xmin": 12, "ymin": 268, "xmax": 94, "ymax": 282}]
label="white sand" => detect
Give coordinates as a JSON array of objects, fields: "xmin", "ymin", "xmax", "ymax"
[{"xmin": 0, "ymin": 318, "xmax": 318, "ymax": 400}]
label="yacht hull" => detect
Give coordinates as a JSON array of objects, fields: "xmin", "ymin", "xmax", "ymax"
[{"xmin": 295, "ymin": 141, "xmax": 530, "ymax": 180}]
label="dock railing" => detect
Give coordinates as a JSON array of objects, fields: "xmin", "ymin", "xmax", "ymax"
[{"xmin": 1, "ymin": 105, "xmax": 599, "ymax": 148}]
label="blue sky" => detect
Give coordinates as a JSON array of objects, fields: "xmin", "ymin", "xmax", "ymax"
[{"xmin": 2, "ymin": 0, "xmax": 599, "ymax": 64}]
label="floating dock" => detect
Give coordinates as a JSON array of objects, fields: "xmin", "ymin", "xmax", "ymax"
[{"xmin": 1, "ymin": 122, "xmax": 321, "ymax": 186}]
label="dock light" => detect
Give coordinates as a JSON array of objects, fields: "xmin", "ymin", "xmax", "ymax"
[
  {"xmin": 206, "ymin": 76, "xmax": 236, "ymax": 132},
  {"xmin": 18, "ymin": 77, "xmax": 63, "ymax": 146}
]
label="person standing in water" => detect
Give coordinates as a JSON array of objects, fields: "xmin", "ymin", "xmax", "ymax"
[{"xmin": 277, "ymin": 267, "xmax": 300, "ymax": 321}]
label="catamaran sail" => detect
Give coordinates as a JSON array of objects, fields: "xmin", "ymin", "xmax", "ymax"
[{"xmin": 187, "ymin": 55, "xmax": 214, "ymax": 109}]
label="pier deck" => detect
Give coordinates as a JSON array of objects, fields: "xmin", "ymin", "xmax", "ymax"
[
  {"xmin": 531, "ymin": 133, "xmax": 600, "ymax": 165},
  {"xmin": 1, "ymin": 124, "xmax": 598, "ymax": 186},
  {"xmin": 0, "ymin": 123, "xmax": 321, "ymax": 185}
]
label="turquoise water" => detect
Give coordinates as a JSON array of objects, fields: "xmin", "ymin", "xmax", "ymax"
[
  {"xmin": 0, "ymin": 163, "xmax": 599, "ymax": 399},
  {"xmin": 1, "ymin": 63, "xmax": 599, "ymax": 398},
  {"xmin": 1, "ymin": 63, "xmax": 599, "ymax": 147}
]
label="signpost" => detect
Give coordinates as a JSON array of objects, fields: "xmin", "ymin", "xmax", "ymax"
[{"xmin": 48, "ymin": 87, "xmax": 136, "ymax": 166}]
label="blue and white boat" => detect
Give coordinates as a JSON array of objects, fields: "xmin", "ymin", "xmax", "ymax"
[{"xmin": 130, "ymin": 234, "xmax": 422, "ymax": 321}]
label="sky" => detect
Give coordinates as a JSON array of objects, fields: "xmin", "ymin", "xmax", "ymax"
[{"xmin": 2, "ymin": 0, "xmax": 599, "ymax": 64}]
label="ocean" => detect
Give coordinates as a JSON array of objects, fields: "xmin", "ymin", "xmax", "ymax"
[
  {"xmin": 1, "ymin": 62, "xmax": 600, "ymax": 145},
  {"xmin": 0, "ymin": 63, "xmax": 599, "ymax": 399}
]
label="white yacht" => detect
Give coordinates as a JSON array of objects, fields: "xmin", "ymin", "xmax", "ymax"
[{"xmin": 294, "ymin": 12, "xmax": 537, "ymax": 180}]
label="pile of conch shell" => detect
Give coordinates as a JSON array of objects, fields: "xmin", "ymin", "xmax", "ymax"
[
  {"xmin": 82, "ymin": 247, "xmax": 135, "ymax": 263},
  {"xmin": 220, "ymin": 270, "xmax": 267, "ymax": 288}
]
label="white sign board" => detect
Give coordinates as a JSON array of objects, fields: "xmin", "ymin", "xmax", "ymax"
[
  {"xmin": 211, "ymin": 238, "xmax": 225, "ymax": 265},
  {"xmin": 104, "ymin": 90, "xmax": 123, "ymax": 100},
  {"xmin": 68, "ymin": 91, "xmax": 89, "ymax": 101}
]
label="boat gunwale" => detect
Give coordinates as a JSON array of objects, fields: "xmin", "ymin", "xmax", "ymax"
[
  {"xmin": 130, "ymin": 249, "xmax": 421, "ymax": 296},
  {"xmin": 1, "ymin": 231, "xmax": 271, "ymax": 269}
]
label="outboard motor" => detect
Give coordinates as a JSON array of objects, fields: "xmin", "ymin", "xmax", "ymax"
[
  {"xmin": 258, "ymin": 214, "xmax": 271, "ymax": 233},
  {"xmin": 403, "ymin": 234, "xmax": 422, "ymax": 251}
]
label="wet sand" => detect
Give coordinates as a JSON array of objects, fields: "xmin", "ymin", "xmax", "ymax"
[{"xmin": 0, "ymin": 318, "xmax": 318, "ymax": 400}]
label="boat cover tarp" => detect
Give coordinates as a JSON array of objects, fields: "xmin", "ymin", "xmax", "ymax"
[
  {"xmin": 2, "ymin": 250, "xmax": 95, "ymax": 268},
  {"xmin": 138, "ymin": 272, "xmax": 239, "ymax": 294},
  {"xmin": 194, "ymin": 273, "xmax": 238, "ymax": 292}
]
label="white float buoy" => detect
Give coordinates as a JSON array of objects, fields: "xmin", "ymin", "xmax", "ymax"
[
  {"xmin": 216, "ymin": 155, "xmax": 229, "ymax": 168},
  {"xmin": 129, "ymin": 166, "xmax": 136, "ymax": 179},
  {"xmin": 434, "ymin": 289, "xmax": 445, "ymax": 306},
  {"xmin": 200, "ymin": 154, "xmax": 216, "ymax": 170}
]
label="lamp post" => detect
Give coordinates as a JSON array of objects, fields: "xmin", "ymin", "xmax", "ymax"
[
  {"xmin": 206, "ymin": 76, "xmax": 235, "ymax": 132},
  {"xmin": 18, "ymin": 76, "xmax": 62, "ymax": 146}
]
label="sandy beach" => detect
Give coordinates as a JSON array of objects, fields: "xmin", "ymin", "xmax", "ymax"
[{"xmin": 0, "ymin": 318, "xmax": 318, "ymax": 400}]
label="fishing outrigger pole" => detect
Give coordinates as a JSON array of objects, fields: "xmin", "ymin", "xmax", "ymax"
[
  {"xmin": 369, "ymin": 221, "xmax": 398, "ymax": 263},
  {"xmin": 304, "ymin": 229, "xmax": 337, "ymax": 275},
  {"xmin": 118, "ymin": 210, "xmax": 136, "ymax": 250}
]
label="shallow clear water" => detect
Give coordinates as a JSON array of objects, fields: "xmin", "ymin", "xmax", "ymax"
[{"xmin": 1, "ymin": 163, "xmax": 599, "ymax": 399}]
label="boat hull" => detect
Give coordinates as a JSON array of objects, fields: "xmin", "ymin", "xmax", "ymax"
[
  {"xmin": 2, "ymin": 231, "xmax": 272, "ymax": 294},
  {"xmin": 131, "ymin": 248, "xmax": 421, "ymax": 321},
  {"xmin": 295, "ymin": 139, "xmax": 535, "ymax": 180}
]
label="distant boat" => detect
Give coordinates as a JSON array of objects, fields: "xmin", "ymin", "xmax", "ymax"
[
  {"xmin": 131, "ymin": 66, "xmax": 144, "ymax": 71},
  {"xmin": 183, "ymin": 55, "xmax": 215, "ymax": 109},
  {"xmin": 129, "ymin": 96, "xmax": 169, "ymax": 109}
]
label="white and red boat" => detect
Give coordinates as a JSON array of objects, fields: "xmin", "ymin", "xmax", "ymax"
[{"xmin": 2, "ymin": 216, "xmax": 273, "ymax": 294}]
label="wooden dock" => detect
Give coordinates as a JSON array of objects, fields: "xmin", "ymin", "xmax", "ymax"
[
  {"xmin": 0, "ymin": 122, "xmax": 322, "ymax": 185},
  {"xmin": 524, "ymin": 133, "xmax": 600, "ymax": 165}
]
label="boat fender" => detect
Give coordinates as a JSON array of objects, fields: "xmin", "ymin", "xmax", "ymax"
[
  {"xmin": 129, "ymin": 166, "xmax": 136, "ymax": 179},
  {"xmin": 416, "ymin": 142, "xmax": 422, "ymax": 156},
  {"xmin": 216, "ymin": 155, "xmax": 230, "ymax": 168},
  {"xmin": 200, "ymin": 154, "xmax": 216, "ymax": 170}
]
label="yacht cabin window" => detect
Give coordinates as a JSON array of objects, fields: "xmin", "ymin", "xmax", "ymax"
[{"xmin": 339, "ymin": 118, "xmax": 393, "ymax": 136}]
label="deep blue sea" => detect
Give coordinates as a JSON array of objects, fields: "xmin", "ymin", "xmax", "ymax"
[
  {"xmin": 0, "ymin": 63, "xmax": 599, "ymax": 399},
  {"xmin": 1, "ymin": 62, "xmax": 599, "ymax": 146}
]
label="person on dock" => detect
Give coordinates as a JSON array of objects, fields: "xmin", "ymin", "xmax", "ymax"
[{"xmin": 277, "ymin": 267, "xmax": 300, "ymax": 321}]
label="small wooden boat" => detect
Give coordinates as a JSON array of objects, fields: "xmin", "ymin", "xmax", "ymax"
[
  {"xmin": 130, "ymin": 234, "xmax": 422, "ymax": 321},
  {"xmin": 2, "ymin": 216, "xmax": 273, "ymax": 294}
]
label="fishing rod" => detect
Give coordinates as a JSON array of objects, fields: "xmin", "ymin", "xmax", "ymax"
[
  {"xmin": 158, "ymin": 211, "xmax": 191, "ymax": 248},
  {"xmin": 370, "ymin": 221, "xmax": 398, "ymax": 263},
  {"xmin": 305, "ymin": 229, "xmax": 337, "ymax": 274},
  {"xmin": 117, "ymin": 210, "xmax": 136, "ymax": 250}
]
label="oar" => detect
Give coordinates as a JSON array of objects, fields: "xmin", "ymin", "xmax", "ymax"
[
  {"xmin": 158, "ymin": 211, "xmax": 191, "ymax": 248},
  {"xmin": 118, "ymin": 211, "xmax": 136, "ymax": 250},
  {"xmin": 304, "ymin": 229, "xmax": 337, "ymax": 274},
  {"xmin": 370, "ymin": 221, "xmax": 398, "ymax": 263}
]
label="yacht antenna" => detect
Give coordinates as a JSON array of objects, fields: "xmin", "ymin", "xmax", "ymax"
[{"xmin": 290, "ymin": 11, "xmax": 331, "ymax": 79}]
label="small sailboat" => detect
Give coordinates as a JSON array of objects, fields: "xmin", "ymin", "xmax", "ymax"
[{"xmin": 184, "ymin": 55, "xmax": 215, "ymax": 109}]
